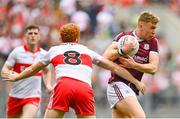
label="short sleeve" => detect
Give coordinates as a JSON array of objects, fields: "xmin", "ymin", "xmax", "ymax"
[
  {"xmin": 39, "ymin": 48, "xmax": 52, "ymax": 65},
  {"xmin": 5, "ymin": 49, "xmax": 17, "ymax": 67},
  {"xmin": 89, "ymin": 50, "xmax": 103, "ymax": 64},
  {"xmin": 150, "ymin": 38, "xmax": 159, "ymax": 53}
]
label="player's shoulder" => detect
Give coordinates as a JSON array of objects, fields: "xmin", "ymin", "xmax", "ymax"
[
  {"xmin": 11, "ymin": 46, "xmax": 24, "ymax": 52},
  {"xmin": 77, "ymin": 44, "xmax": 88, "ymax": 49},
  {"xmin": 114, "ymin": 31, "xmax": 133, "ymax": 41},
  {"xmin": 48, "ymin": 44, "xmax": 89, "ymax": 53},
  {"xmin": 48, "ymin": 45, "xmax": 59, "ymax": 51},
  {"xmin": 149, "ymin": 37, "xmax": 158, "ymax": 44},
  {"xmin": 39, "ymin": 48, "xmax": 48, "ymax": 53},
  {"xmin": 47, "ymin": 45, "xmax": 67, "ymax": 53},
  {"xmin": 152, "ymin": 37, "xmax": 158, "ymax": 41}
]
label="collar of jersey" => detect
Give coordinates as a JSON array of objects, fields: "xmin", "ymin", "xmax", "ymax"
[
  {"xmin": 61, "ymin": 43, "xmax": 78, "ymax": 45},
  {"xmin": 132, "ymin": 31, "xmax": 143, "ymax": 42},
  {"xmin": 24, "ymin": 45, "xmax": 40, "ymax": 53}
]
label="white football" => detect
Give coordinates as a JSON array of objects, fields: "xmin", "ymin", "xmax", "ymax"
[{"xmin": 117, "ymin": 35, "xmax": 139, "ymax": 56}]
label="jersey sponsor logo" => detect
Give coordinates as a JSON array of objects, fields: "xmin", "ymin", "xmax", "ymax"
[
  {"xmin": 19, "ymin": 55, "xmax": 29, "ymax": 59},
  {"xmin": 134, "ymin": 55, "xmax": 148, "ymax": 62}
]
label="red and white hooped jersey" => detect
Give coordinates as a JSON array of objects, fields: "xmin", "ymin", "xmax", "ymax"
[
  {"xmin": 5, "ymin": 45, "xmax": 47, "ymax": 98},
  {"xmin": 40, "ymin": 43, "xmax": 103, "ymax": 86}
]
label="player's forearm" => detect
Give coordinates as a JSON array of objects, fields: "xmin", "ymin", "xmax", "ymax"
[
  {"xmin": 113, "ymin": 66, "xmax": 140, "ymax": 85},
  {"xmin": 43, "ymin": 69, "xmax": 52, "ymax": 88},
  {"xmin": 16, "ymin": 62, "xmax": 46, "ymax": 81},
  {"xmin": 15, "ymin": 67, "xmax": 38, "ymax": 80},
  {"xmin": 133, "ymin": 63, "xmax": 158, "ymax": 74},
  {"xmin": 1, "ymin": 64, "xmax": 12, "ymax": 74},
  {"xmin": 98, "ymin": 58, "xmax": 140, "ymax": 86},
  {"xmin": 0, "ymin": 64, "xmax": 12, "ymax": 79},
  {"xmin": 44, "ymin": 78, "xmax": 51, "ymax": 87}
]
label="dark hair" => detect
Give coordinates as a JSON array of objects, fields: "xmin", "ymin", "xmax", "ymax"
[{"xmin": 25, "ymin": 25, "xmax": 40, "ymax": 32}]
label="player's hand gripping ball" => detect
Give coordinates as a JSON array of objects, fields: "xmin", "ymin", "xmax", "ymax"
[{"xmin": 118, "ymin": 35, "xmax": 139, "ymax": 56}]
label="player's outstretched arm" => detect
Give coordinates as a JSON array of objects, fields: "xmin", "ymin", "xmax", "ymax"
[
  {"xmin": 1, "ymin": 61, "xmax": 48, "ymax": 81},
  {"xmin": 96, "ymin": 58, "xmax": 146, "ymax": 94}
]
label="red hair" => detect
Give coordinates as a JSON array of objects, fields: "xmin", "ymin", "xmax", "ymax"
[{"xmin": 60, "ymin": 23, "xmax": 80, "ymax": 43}]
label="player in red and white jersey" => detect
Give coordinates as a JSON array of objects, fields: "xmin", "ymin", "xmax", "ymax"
[
  {"xmin": 1, "ymin": 25, "xmax": 52, "ymax": 118},
  {"xmin": 1, "ymin": 23, "xmax": 145, "ymax": 118},
  {"xmin": 103, "ymin": 11, "xmax": 160, "ymax": 118}
]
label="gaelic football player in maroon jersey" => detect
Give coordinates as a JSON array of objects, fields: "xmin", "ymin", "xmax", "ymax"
[{"xmin": 103, "ymin": 11, "xmax": 160, "ymax": 118}]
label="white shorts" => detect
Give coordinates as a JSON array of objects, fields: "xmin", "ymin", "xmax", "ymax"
[{"xmin": 107, "ymin": 81, "xmax": 136, "ymax": 108}]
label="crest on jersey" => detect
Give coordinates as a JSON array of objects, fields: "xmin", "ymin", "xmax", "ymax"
[{"xmin": 144, "ymin": 44, "xmax": 149, "ymax": 50}]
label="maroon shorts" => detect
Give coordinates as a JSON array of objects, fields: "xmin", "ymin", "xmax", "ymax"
[
  {"xmin": 48, "ymin": 77, "xmax": 95, "ymax": 116},
  {"xmin": 7, "ymin": 96, "xmax": 40, "ymax": 116}
]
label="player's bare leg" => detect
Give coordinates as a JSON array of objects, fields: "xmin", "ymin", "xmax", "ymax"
[
  {"xmin": 112, "ymin": 109, "xmax": 127, "ymax": 118},
  {"xmin": 44, "ymin": 109, "xmax": 65, "ymax": 118},
  {"xmin": 113, "ymin": 96, "xmax": 145, "ymax": 118},
  {"xmin": 20, "ymin": 104, "xmax": 39, "ymax": 118},
  {"xmin": 77, "ymin": 115, "xmax": 96, "ymax": 118}
]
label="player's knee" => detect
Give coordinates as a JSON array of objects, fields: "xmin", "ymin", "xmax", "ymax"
[{"xmin": 130, "ymin": 111, "xmax": 146, "ymax": 118}]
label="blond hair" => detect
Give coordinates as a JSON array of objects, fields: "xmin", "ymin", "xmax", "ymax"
[
  {"xmin": 138, "ymin": 11, "xmax": 160, "ymax": 24},
  {"xmin": 60, "ymin": 23, "xmax": 80, "ymax": 43}
]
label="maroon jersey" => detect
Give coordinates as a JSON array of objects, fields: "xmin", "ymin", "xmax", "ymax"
[{"xmin": 108, "ymin": 31, "xmax": 159, "ymax": 95}]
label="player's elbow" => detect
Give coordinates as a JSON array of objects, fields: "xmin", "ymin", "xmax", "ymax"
[
  {"xmin": 1, "ymin": 68, "xmax": 8, "ymax": 75},
  {"xmin": 149, "ymin": 66, "xmax": 158, "ymax": 75}
]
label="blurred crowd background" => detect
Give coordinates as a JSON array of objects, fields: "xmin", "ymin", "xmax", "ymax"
[{"xmin": 0, "ymin": 0, "xmax": 180, "ymax": 118}]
